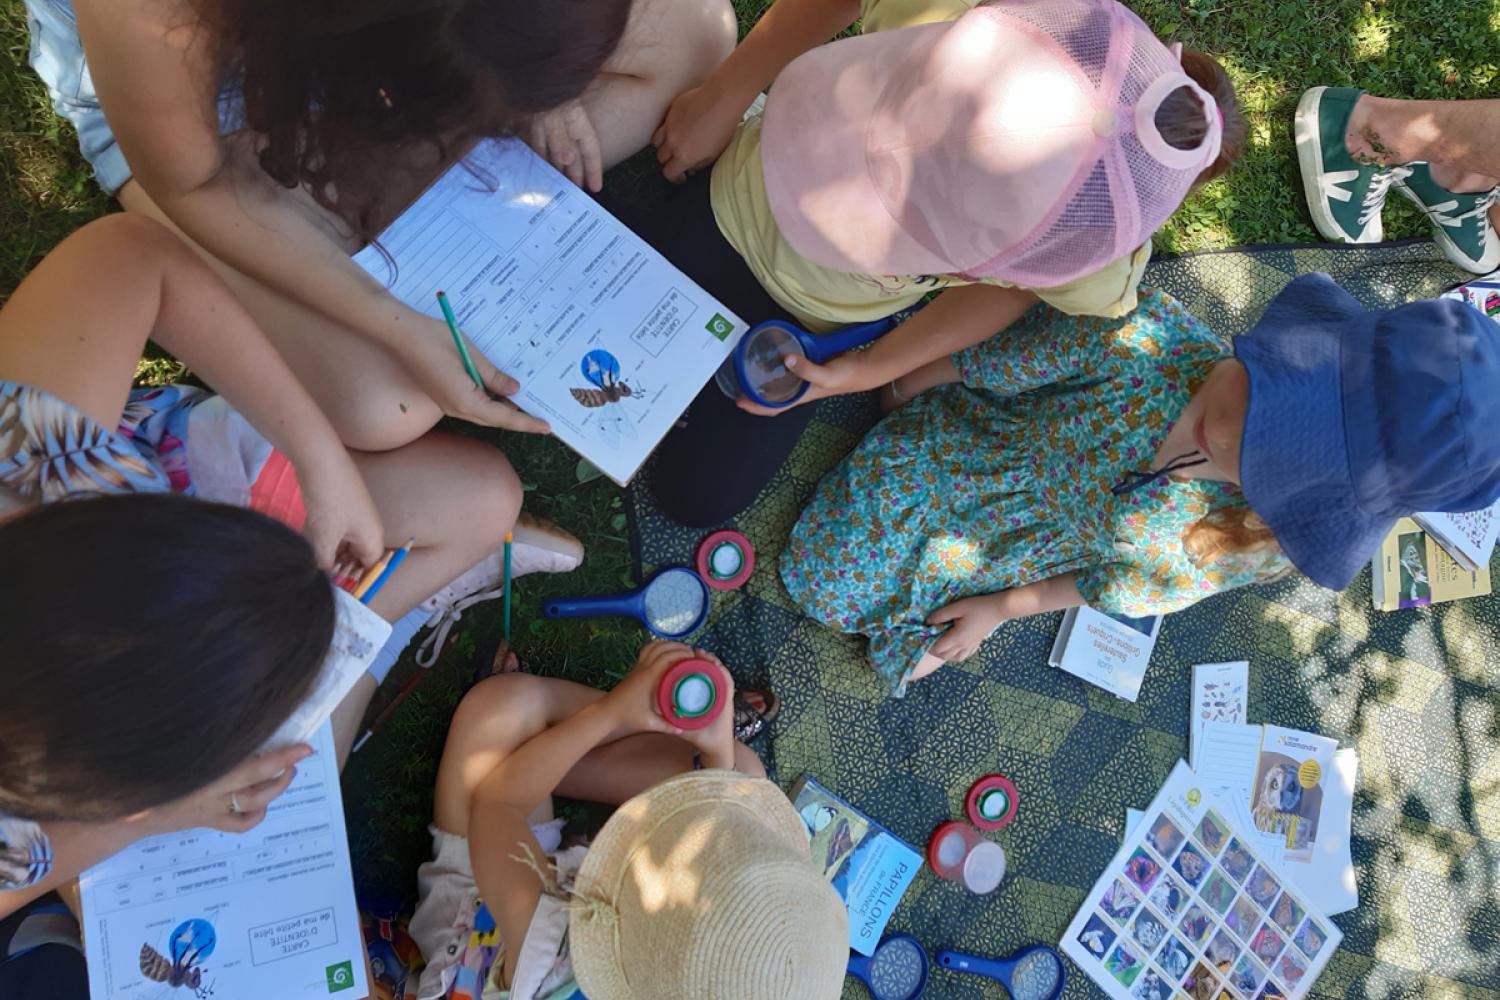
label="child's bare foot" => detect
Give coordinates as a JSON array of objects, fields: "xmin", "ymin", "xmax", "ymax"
[
  {"xmin": 732, "ymin": 688, "xmax": 780, "ymax": 741},
  {"xmin": 491, "ymin": 644, "xmax": 523, "ymax": 675}
]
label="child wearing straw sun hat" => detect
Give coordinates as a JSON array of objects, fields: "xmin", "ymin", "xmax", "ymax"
[
  {"xmin": 409, "ymin": 640, "xmax": 847, "ymax": 1000},
  {"xmin": 782, "ymin": 273, "xmax": 1500, "ymax": 694}
]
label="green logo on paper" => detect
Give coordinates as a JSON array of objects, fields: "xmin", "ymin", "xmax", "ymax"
[
  {"xmin": 706, "ymin": 313, "xmax": 733, "ymax": 340},
  {"xmin": 326, "ymin": 960, "xmax": 355, "ymax": 993}
]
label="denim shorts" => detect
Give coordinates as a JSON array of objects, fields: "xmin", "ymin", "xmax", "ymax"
[{"xmin": 24, "ymin": 0, "xmax": 243, "ymax": 196}]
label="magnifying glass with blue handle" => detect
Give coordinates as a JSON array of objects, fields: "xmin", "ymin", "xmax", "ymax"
[
  {"xmin": 715, "ymin": 314, "xmax": 902, "ymax": 409},
  {"xmin": 937, "ymin": 945, "xmax": 1066, "ymax": 1000},
  {"xmin": 544, "ymin": 566, "xmax": 709, "ymax": 639},
  {"xmin": 847, "ymin": 935, "xmax": 929, "ymax": 1000}
]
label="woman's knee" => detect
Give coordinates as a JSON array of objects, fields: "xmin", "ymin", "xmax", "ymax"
[{"xmin": 438, "ymin": 434, "xmax": 523, "ymax": 549}]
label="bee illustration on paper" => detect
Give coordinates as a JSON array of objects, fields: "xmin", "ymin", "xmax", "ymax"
[
  {"xmin": 140, "ymin": 918, "xmax": 216, "ymax": 997},
  {"xmin": 571, "ymin": 350, "xmax": 646, "ymax": 408}
]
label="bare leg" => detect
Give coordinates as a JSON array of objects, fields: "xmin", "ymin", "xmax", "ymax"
[
  {"xmin": 118, "ymin": 179, "xmax": 445, "ymax": 452},
  {"xmin": 583, "ymin": 0, "xmax": 737, "ymax": 167},
  {"xmin": 1347, "ymin": 96, "xmax": 1500, "ymax": 182},
  {"xmin": 908, "ymin": 652, "xmax": 948, "ymax": 684},
  {"xmin": 431, "ymin": 672, "xmax": 763, "ymax": 835},
  {"xmin": 325, "ymin": 431, "xmax": 524, "ymax": 764}
]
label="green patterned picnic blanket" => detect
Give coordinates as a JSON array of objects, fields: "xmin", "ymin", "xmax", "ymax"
[{"xmin": 626, "ymin": 240, "xmax": 1500, "ymax": 1000}]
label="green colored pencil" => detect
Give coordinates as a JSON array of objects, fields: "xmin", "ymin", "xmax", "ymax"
[
  {"xmin": 502, "ymin": 532, "xmax": 514, "ymax": 642},
  {"xmin": 436, "ymin": 291, "xmax": 486, "ymax": 392}
]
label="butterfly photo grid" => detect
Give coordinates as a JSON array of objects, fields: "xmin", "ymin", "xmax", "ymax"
[{"xmin": 1062, "ymin": 764, "xmax": 1341, "ymax": 1000}]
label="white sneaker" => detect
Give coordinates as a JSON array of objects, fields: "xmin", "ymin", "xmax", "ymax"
[{"xmin": 414, "ymin": 513, "xmax": 584, "ymax": 666}]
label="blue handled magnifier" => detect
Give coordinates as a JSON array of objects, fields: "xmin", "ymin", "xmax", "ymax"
[
  {"xmin": 715, "ymin": 315, "xmax": 900, "ymax": 408},
  {"xmin": 847, "ymin": 935, "xmax": 929, "ymax": 1000},
  {"xmin": 937, "ymin": 946, "xmax": 1066, "ymax": 1000},
  {"xmin": 544, "ymin": 566, "xmax": 709, "ymax": 639}
]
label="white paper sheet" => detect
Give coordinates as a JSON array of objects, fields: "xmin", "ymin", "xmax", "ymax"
[
  {"xmin": 1189, "ymin": 662, "xmax": 1249, "ymax": 770},
  {"xmin": 81, "ymin": 723, "xmax": 367, "ymax": 1000},
  {"xmin": 353, "ymin": 139, "xmax": 747, "ymax": 485},
  {"xmin": 271, "ymin": 588, "xmax": 391, "ymax": 748},
  {"xmin": 1287, "ymin": 749, "xmax": 1358, "ymax": 915}
]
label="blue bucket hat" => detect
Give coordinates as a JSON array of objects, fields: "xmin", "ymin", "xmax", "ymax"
[{"xmin": 1235, "ymin": 273, "xmax": 1500, "ymax": 591}]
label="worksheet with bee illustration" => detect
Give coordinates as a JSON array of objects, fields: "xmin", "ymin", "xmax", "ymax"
[
  {"xmin": 80, "ymin": 724, "xmax": 367, "ymax": 1000},
  {"xmin": 354, "ymin": 139, "xmax": 748, "ymax": 485}
]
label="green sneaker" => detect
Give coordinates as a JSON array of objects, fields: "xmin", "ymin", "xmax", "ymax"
[
  {"xmin": 1294, "ymin": 86, "xmax": 1412, "ymax": 244},
  {"xmin": 1395, "ymin": 163, "xmax": 1500, "ymax": 273}
]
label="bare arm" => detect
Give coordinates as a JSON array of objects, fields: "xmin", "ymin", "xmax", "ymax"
[
  {"xmin": 926, "ymin": 573, "xmax": 1084, "ymax": 662},
  {"xmin": 0, "ymin": 745, "xmax": 308, "ymax": 922},
  {"xmin": 743, "ymin": 284, "xmax": 1040, "ymax": 415},
  {"xmin": 654, "ymin": 0, "xmax": 862, "ymax": 179},
  {"xmin": 71, "ymin": 0, "xmax": 545, "ymax": 433},
  {"xmin": 0, "ymin": 215, "xmax": 381, "ymax": 566},
  {"xmin": 466, "ymin": 644, "xmax": 688, "ymax": 988}
]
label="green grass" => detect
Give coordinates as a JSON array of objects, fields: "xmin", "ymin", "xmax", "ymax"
[{"xmin": 2, "ymin": 0, "xmax": 1497, "ymax": 901}]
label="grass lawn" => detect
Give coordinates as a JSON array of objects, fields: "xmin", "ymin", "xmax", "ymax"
[{"xmin": 1, "ymin": 0, "xmax": 1496, "ymax": 903}]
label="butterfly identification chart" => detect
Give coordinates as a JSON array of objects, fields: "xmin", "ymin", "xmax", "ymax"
[
  {"xmin": 1063, "ymin": 761, "xmax": 1342, "ymax": 1000},
  {"xmin": 81, "ymin": 723, "xmax": 367, "ymax": 1000},
  {"xmin": 354, "ymin": 139, "xmax": 748, "ymax": 485}
]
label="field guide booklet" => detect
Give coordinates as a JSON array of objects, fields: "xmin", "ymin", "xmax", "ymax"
[
  {"xmin": 1049, "ymin": 606, "xmax": 1163, "ymax": 702},
  {"xmin": 790, "ymin": 775, "xmax": 922, "ymax": 956},
  {"xmin": 79, "ymin": 591, "xmax": 388, "ymax": 999},
  {"xmin": 353, "ymin": 138, "xmax": 748, "ymax": 485},
  {"xmin": 1062, "ymin": 761, "xmax": 1343, "ymax": 1000}
]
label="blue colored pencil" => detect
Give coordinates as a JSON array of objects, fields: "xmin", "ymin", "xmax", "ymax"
[{"xmin": 360, "ymin": 538, "xmax": 414, "ymax": 605}]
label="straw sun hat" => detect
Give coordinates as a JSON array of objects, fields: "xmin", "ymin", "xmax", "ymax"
[{"xmin": 569, "ymin": 770, "xmax": 848, "ymax": 1000}]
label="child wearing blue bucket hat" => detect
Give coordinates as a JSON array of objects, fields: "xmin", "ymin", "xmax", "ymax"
[{"xmin": 782, "ymin": 274, "xmax": 1500, "ymax": 694}]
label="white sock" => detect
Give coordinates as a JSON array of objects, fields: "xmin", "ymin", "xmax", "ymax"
[{"xmin": 367, "ymin": 606, "xmax": 430, "ymax": 685}]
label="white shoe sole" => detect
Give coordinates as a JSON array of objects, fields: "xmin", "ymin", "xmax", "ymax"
[
  {"xmin": 1294, "ymin": 87, "xmax": 1383, "ymax": 245},
  {"xmin": 1392, "ymin": 183, "xmax": 1500, "ymax": 274},
  {"xmin": 512, "ymin": 512, "xmax": 585, "ymax": 575}
]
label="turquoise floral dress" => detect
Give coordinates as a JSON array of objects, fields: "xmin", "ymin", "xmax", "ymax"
[{"xmin": 781, "ymin": 289, "xmax": 1290, "ymax": 695}]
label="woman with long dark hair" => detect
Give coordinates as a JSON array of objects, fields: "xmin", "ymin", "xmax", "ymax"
[{"xmin": 24, "ymin": 0, "xmax": 735, "ymax": 450}]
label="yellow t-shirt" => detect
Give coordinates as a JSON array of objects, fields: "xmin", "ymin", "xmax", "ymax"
[{"xmin": 709, "ymin": 0, "xmax": 1151, "ymax": 332}]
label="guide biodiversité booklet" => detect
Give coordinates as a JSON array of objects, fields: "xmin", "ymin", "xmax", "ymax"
[
  {"xmin": 789, "ymin": 775, "xmax": 921, "ymax": 957},
  {"xmin": 1048, "ymin": 606, "xmax": 1164, "ymax": 702}
]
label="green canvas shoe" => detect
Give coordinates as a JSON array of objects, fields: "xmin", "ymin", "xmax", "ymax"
[
  {"xmin": 1395, "ymin": 163, "xmax": 1500, "ymax": 273},
  {"xmin": 1294, "ymin": 86, "xmax": 1411, "ymax": 244}
]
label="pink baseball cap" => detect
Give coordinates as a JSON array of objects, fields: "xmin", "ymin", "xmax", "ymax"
[{"xmin": 760, "ymin": 0, "xmax": 1223, "ymax": 286}]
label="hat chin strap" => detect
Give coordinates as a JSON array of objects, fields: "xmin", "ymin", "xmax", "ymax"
[
  {"xmin": 1111, "ymin": 450, "xmax": 1209, "ymax": 495},
  {"xmin": 1134, "ymin": 72, "xmax": 1223, "ymax": 171}
]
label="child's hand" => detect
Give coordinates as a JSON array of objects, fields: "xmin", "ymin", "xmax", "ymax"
[
  {"xmin": 675, "ymin": 648, "xmax": 739, "ymax": 769},
  {"xmin": 527, "ymin": 100, "xmax": 605, "ymax": 193},
  {"xmin": 736, "ymin": 351, "xmax": 875, "ymax": 416},
  {"xmin": 158, "ymin": 744, "xmax": 313, "ymax": 835},
  {"xmin": 299, "ymin": 450, "xmax": 385, "ymax": 571},
  {"xmin": 652, "ymin": 82, "xmax": 748, "ymax": 183},
  {"xmin": 925, "ymin": 593, "xmax": 1012, "ymax": 662},
  {"xmin": 606, "ymin": 640, "xmax": 701, "ymax": 735}
]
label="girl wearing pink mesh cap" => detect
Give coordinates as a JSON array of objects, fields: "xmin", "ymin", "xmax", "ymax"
[{"xmin": 643, "ymin": 0, "xmax": 1243, "ymax": 526}]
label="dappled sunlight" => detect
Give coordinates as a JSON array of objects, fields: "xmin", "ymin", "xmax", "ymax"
[
  {"xmin": 1350, "ymin": 10, "xmax": 1394, "ymax": 62},
  {"xmin": 627, "ymin": 818, "xmax": 711, "ymax": 913}
]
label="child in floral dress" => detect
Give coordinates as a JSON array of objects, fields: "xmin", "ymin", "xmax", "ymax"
[{"xmin": 782, "ymin": 277, "xmax": 1500, "ymax": 694}]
